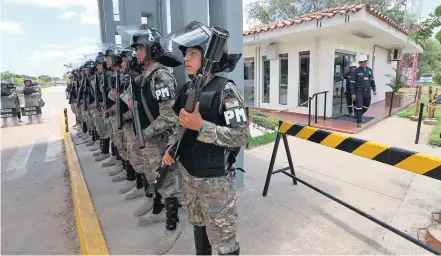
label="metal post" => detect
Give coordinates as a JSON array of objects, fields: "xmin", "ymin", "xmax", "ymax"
[
  {"xmin": 389, "ymin": 92, "xmax": 394, "ymax": 117},
  {"xmin": 308, "ymin": 97, "xmax": 312, "ymax": 126},
  {"xmin": 324, "ymin": 92, "xmax": 327, "ymax": 120},
  {"xmin": 282, "ymin": 133, "xmax": 297, "ymax": 185},
  {"xmin": 262, "ymin": 132, "xmax": 282, "ymax": 197},
  {"xmin": 415, "ymin": 102, "xmax": 424, "ymax": 144},
  {"xmin": 314, "ymin": 95, "xmax": 318, "ymax": 123},
  {"xmin": 340, "ymin": 82, "xmax": 344, "ymax": 114}
]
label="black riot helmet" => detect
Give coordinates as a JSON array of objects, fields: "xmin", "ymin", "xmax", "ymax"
[
  {"xmin": 160, "ymin": 21, "xmax": 241, "ymax": 74},
  {"xmin": 95, "ymin": 52, "xmax": 107, "ymax": 69},
  {"xmin": 120, "ymin": 49, "xmax": 140, "ymax": 70},
  {"xmin": 24, "ymin": 79, "xmax": 32, "ymax": 87},
  {"xmin": 130, "ymin": 24, "xmax": 164, "ymax": 62},
  {"xmin": 1, "ymin": 81, "xmax": 8, "ymax": 89},
  {"xmin": 84, "ymin": 60, "xmax": 96, "ymax": 76}
]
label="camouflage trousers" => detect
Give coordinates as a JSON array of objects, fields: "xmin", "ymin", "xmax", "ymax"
[
  {"xmin": 142, "ymin": 139, "xmax": 179, "ymax": 199},
  {"xmin": 109, "ymin": 115, "xmax": 128, "ymax": 160},
  {"xmin": 179, "ymin": 164, "xmax": 239, "ymax": 254},
  {"xmin": 70, "ymin": 104, "xmax": 76, "ymax": 115},
  {"xmin": 92, "ymin": 107, "xmax": 109, "ymax": 139},
  {"xmin": 104, "ymin": 115, "xmax": 114, "ymax": 141},
  {"xmin": 86, "ymin": 108, "xmax": 95, "ymax": 130},
  {"xmin": 122, "ymin": 124, "xmax": 143, "ymax": 173},
  {"xmin": 76, "ymin": 106, "xmax": 83, "ymax": 123}
]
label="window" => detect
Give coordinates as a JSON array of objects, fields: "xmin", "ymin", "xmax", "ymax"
[
  {"xmin": 243, "ymin": 58, "xmax": 255, "ymax": 107},
  {"xmin": 141, "ymin": 16, "xmax": 148, "ymax": 24},
  {"xmin": 279, "ymin": 53, "xmax": 288, "ymax": 105},
  {"xmin": 299, "ymin": 51, "xmax": 310, "ymax": 107},
  {"xmin": 262, "ymin": 56, "xmax": 270, "ymax": 103},
  {"xmin": 115, "ymin": 34, "xmax": 121, "ymax": 45},
  {"xmin": 112, "ymin": 0, "xmax": 120, "ymax": 21}
]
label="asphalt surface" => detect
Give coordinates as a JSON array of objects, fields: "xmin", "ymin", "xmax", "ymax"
[{"xmin": 1, "ymin": 86, "xmax": 79, "ymax": 255}]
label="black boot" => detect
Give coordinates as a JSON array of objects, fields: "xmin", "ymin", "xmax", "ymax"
[
  {"xmin": 152, "ymin": 191, "xmax": 165, "ymax": 214},
  {"xmin": 102, "ymin": 138, "xmax": 110, "ymax": 154},
  {"xmin": 193, "ymin": 226, "xmax": 212, "ymax": 255},
  {"xmin": 142, "ymin": 173, "xmax": 153, "ymax": 198},
  {"xmin": 115, "ymin": 146, "xmax": 121, "ymax": 160},
  {"xmin": 119, "ymin": 162, "xmax": 136, "ymax": 194},
  {"xmin": 126, "ymin": 162, "xmax": 136, "ymax": 181},
  {"xmin": 110, "ymin": 142, "xmax": 116, "ymax": 156},
  {"xmin": 82, "ymin": 122, "xmax": 87, "ymax": 133}
]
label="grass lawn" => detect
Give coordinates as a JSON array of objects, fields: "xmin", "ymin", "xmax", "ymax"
[
  {"xmin": 397, "ymin": 99, "xmax": 441, "ymax": 146},
  {"xmin": 247, "ymin": 112, "xmax": 279, "ymax": 149}
]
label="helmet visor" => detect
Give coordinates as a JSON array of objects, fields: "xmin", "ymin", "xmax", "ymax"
[{"xmin": 159, "ymin": 21, "xmax": 211, "ymax": 63}]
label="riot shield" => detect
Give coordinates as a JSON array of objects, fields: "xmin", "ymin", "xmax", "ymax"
[
  {"xmin": 19, "ymin": 93, "xmax": 42, "ymax": 116},
  {"xmin": 1, "ymin": 96, "xmax": 18, "ymax": 118}
]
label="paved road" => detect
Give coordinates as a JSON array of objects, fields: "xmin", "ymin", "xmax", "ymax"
[{"xmin": 1, "ymin": 86, "xmax": 79, "ymax": 255}]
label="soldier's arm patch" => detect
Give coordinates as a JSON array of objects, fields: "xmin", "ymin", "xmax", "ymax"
[
  {"xmin": 151, "ymin": 69, "xmax": 176, "ymax": 103},
  {"xmin": 222, "ymin": 96, "xmax": 248, "ymax": 127}
]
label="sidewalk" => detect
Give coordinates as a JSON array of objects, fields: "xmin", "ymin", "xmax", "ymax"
[{"xmin": 68, "ymin": 111, "xmax": 440, "ymax": 254}]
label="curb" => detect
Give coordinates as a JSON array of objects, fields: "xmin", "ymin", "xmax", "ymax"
[{"xmin": 61, "ymin": 114, "xmax": 109, "ymax": 255}]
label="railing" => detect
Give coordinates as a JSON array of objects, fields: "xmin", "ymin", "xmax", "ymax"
[{"xmin": 308, "ymin": 91, "xmax": 329, "ymax": 126}]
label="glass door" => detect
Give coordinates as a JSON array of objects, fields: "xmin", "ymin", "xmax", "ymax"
[{"xmin": 332, "ymin": 52, "xmax": 355, "ymax": 116}]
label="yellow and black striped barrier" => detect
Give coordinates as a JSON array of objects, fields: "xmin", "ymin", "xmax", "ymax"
[
  {"xmin": 262, "ymin": 120, "xmax": 441, "ymax": 254},
  {"xmin": 277, "ymin": 120, "xmax": 441, "ymax": 180}
]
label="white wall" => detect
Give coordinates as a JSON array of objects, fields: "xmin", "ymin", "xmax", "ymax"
[{"xmin": 243, "ymin": 33, "xmax": 395, "ymax": 116}]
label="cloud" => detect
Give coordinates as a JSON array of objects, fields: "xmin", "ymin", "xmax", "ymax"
[
  {"xmin": 45, "ymin": 44, "xmax": 66, "ymax": 49},
  {"xmin": 26, "ymin": 45, "xmax": 100, "ymax": 66},
  {"xmin": 7, "ymin": 0, "xmax": 98, "ymax": 24},
  {"xmin": 78, "ymin": 37, "xmax": 97, "ymax": 43},
  {"xmin": 59, "ymin": 11, "xmax": 77, "ymax": 19},
  {"xmin": 0, "ymin": 21, "xmax": 25, "ymax": 34}
]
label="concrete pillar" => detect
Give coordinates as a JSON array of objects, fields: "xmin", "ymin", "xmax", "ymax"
[
  {"xmin": 169, "ymin": 0, "xmax": 210, "ymax": 86},
  {"xmin": 98, "ymin": 0, "xmax": 116, "ymax": 44},
  {"xmin": 209, "ymin": 0, "xmax": 245, "ymax": 188}
]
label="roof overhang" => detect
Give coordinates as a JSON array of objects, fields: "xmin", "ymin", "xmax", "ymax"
[{"xmin": 244, "ymin": 8, "xmax": 423, "ymax": 53}]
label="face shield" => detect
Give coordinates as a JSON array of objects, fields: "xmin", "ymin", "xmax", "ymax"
[{"xmin": 159, "ymin": 21, "xmax": 211, "ymax": 65}]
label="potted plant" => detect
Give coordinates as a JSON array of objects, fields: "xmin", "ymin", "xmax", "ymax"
[{"xmin": 385, "ymin": 68, "xmax": 405, "ymax": 107}]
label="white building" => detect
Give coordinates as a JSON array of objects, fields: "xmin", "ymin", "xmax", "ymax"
[{"xmin": 242, "ymin": 4, "xmax": 423, "ymax": 117}]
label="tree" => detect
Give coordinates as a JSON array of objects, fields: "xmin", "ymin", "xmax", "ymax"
[
  {"xmin": 434, "ymin": 73, "xmax": 441, "ymax": 85},
  {"xmin": 410, "ymin": 5, "xmax": 441, "ymax": 44},
  {"xmin": 37, "ymin": 75, "xmax": 52, "ymax": 84},
  {"xmin": 246, "ymin": 0, "xmax": 415, "ymax": 27},
  {"xmin": 417, "ymin": 38, "xmax": 441, "ymax": 76}
]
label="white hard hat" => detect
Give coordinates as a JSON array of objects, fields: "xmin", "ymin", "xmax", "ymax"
[
  {"xmin": 358, "ymin": 55, "xmax": 368, "ymax": 62},
  {"xmin": 349, "ymin": 62, "xmax": 358, "ymax": 68}
]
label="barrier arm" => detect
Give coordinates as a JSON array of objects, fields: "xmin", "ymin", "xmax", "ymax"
[{"xmin": 262, "ymin": 120, "xmax": 441, "ymax": 254}]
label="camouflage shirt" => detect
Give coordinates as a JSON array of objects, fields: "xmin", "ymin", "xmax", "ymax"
[{"xmin": 121, "ymin": 62, "xmax": 178, "ymax": 138}]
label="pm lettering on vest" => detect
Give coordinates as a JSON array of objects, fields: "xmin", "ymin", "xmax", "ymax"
[
  {"xmin": 155, "ymin": 87, "xmax": 171, "ymax": 101},
  {"xmin": 224, "ymin": 108, "xmax": 247, "ymax": 127}
]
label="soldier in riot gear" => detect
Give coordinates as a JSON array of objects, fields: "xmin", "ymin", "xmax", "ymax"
[
  {"xmin": 118, "ymin": 24, "xmax": 182, "ymax": 254},
  {"xmin": 76, "ymin": 65, "xmax": 92, "ymax": 140},
  {"xmin": 82, "ymin": 60, "xmax": 100, "ymax": 148},
  {"xmin": 20, "ymin": 79, "xmax": 43, "ymax": 124},
  {"xmin": 89, "ymin": 53, "xmax": 111, "ymax": 156},
  {"xmin": 161, "ymin": 21, "xmax": 248, "ymax": 255},
  {"xmin": 1, "ymin": 81, "xmax": 21, "ymax": 127},
  {"xmin": 69, "ymin": 69, "xmax": 81, "ymax": 130}
]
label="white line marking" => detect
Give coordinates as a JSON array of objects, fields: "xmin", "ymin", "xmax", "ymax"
[
  {"xmin": 2, "ymin": 141, "xmax": 35, "ymax": 182},
  {"xmin": 44, "ymin": 134, "xmax": 63, "ymax": 163}
]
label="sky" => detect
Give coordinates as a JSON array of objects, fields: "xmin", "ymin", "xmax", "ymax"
[{"xmin": 0, "ymin": 0, "xmax": 439, "ymax": 78}]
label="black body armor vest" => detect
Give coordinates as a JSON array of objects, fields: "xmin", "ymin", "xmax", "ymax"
[
  {"xmin": 131, "ymin": 70, "xmax": 161, "ymax": 134},
  {"xmin": 173, "ymin": 76, "xmax": 229, "ymax": 178}
]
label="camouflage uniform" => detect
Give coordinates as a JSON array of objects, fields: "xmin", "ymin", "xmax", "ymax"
[
  {"xmin": 170, "ymin": 80, "xmax": 250, "ymax": 255},
  {"xmin": 122, "ymin": 62, "xmax": 179, "ymax": 198},
  {"xmin": 107, "ymin": 71, "xmax": 127, "ymax": 159},
  {"xmin": 92, "ymin": 71, "xmax": 108, "ymax": 139},
  {"xmin": 101, "ymin": 70, "xmax": 115, "ymax": 140}
]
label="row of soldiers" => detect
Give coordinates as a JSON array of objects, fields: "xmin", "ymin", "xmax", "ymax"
[
  {"xmin": 1, "ymin": 79, "xmax": 44, "ymax": 126},
  {"xmin": 66, "ymin": 21, "xmax": 249, "ymax": 255}
]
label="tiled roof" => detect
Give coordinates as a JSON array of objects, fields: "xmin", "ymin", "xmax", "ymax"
[{"xmin": 243, "ymin": 4, "xmax": 410, "ymax": 36}]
